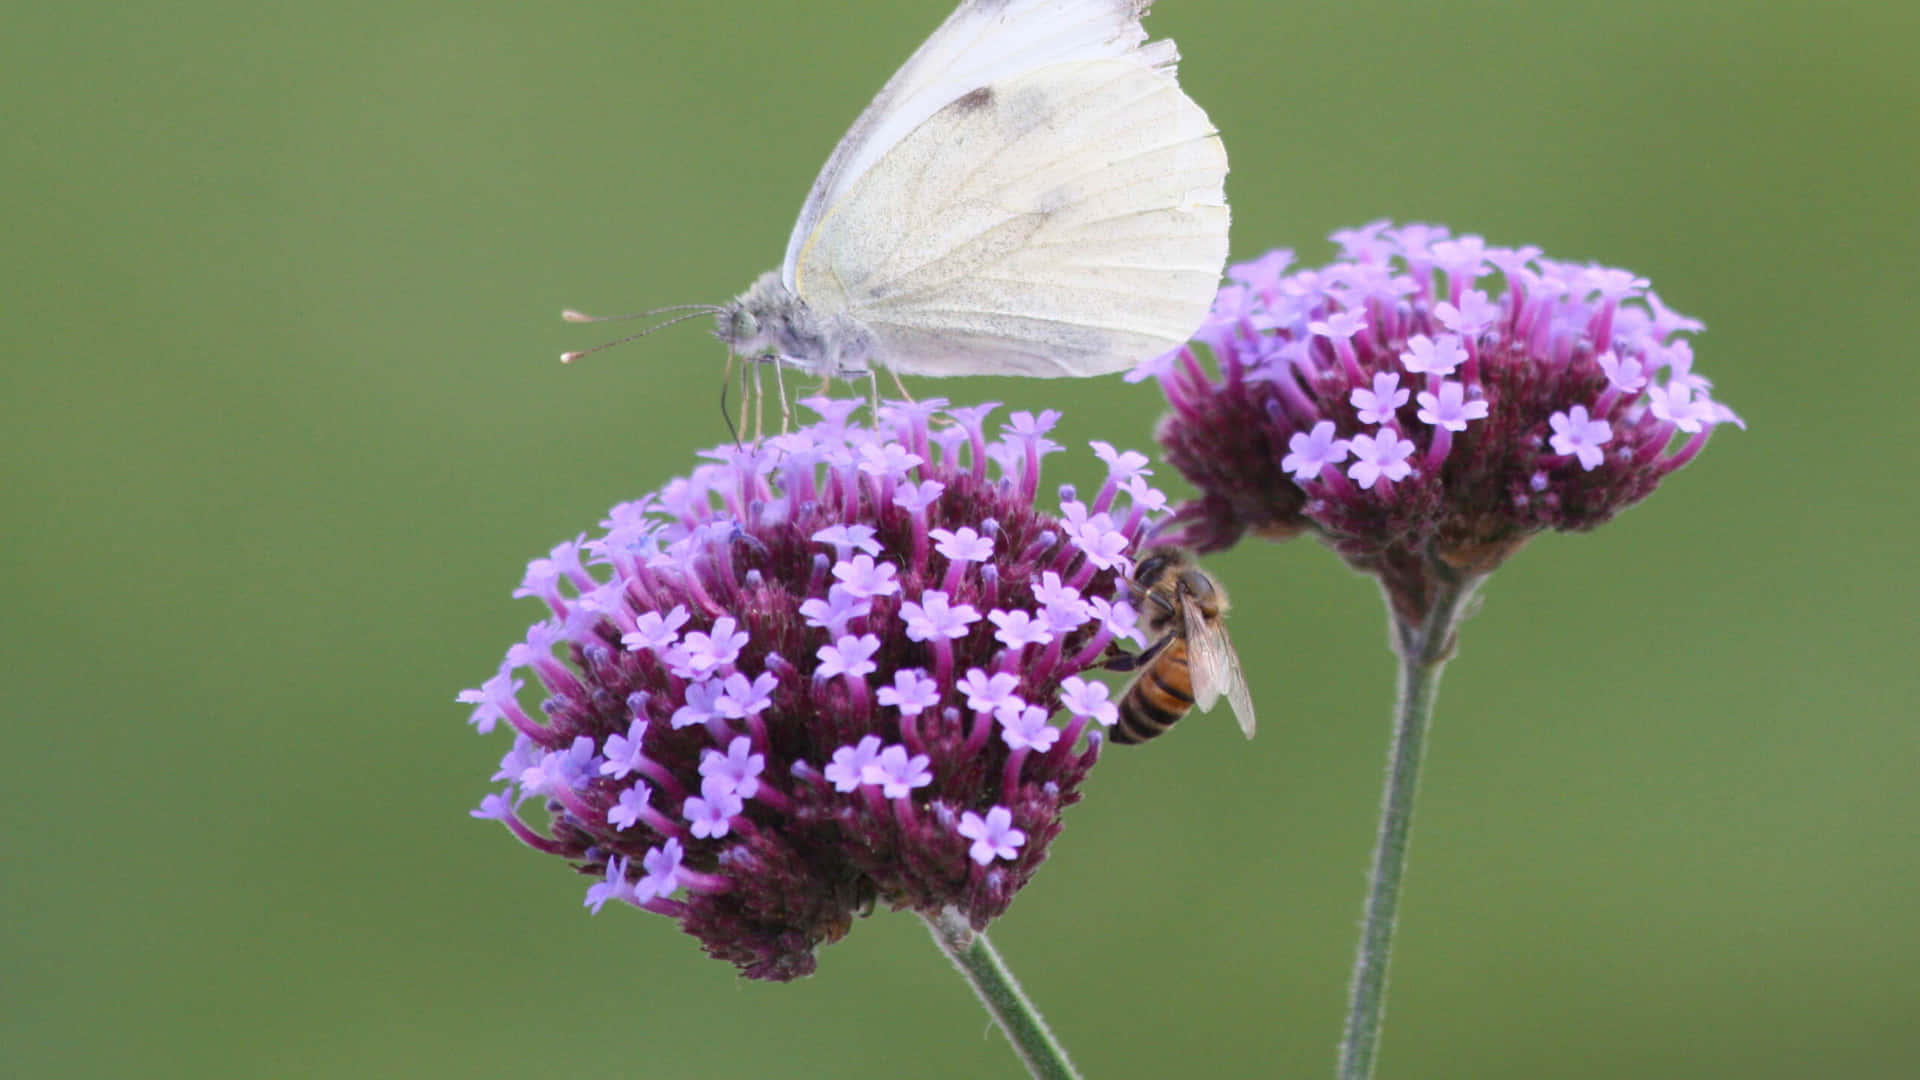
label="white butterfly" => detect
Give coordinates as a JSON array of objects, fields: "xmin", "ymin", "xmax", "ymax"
[{"xmin": 708, "ymin": 0, "xmax": 1231, "ymax": 384}]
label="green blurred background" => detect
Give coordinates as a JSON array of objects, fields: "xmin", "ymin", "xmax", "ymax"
[{"xmin": 8, "ymin": 1, "xmax": 1915, "ymax": 1076}]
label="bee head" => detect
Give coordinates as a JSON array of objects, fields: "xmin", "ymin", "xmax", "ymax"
[{"xmin": 1132, "ymin": 545, "xmax": 1189, "ymax": 591}]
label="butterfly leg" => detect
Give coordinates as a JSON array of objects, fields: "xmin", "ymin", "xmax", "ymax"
[
  {"xmin": 770, "ymin": 354, "xmax": 792, "ymax": 434},
  {"xmin": 741, "ymin": 356, "xmax": 758, "ymax": 443},
  {"xmin": 752, "ymin": 362, "xmax": 769, "ymax": 443},
  {"xmin": 865, "ymin": 369, "xmax": 880, "ymax": 419},
  {"xmin": 888, "ymin": 367, "xmax": 916, "ymax": 406}
]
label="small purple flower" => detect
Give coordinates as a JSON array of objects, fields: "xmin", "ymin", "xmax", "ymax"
[
  {"xmin": 958, "ymin": 669, "xmax": 1024, "ymax": 714},
  {"xmin": 1647, "ymin": 383, "xmax": 1710, "ymax": 432},
  {"xmin": 1091, "ymin": 441, "xmax": 1152, "ymax": 483},
  {"xmin": 1281, "ymin": 421, "xmax": 1350, "ymax": 483},
  {"xmin": 520, "ymin": 735, "xmax": 597, "ymax": 798},
  {"xmin": 988, "ymin": 609, "xmax": 1054, "ymax": 650},
  {"xmin": 1415, "ymin": 381, "xmax": 1487, "ymax": 432},
  {"xmin": 1399, "ymin": 334, "xmax": 1468, "ymax": 377},
  {"xmin": 1548, "ymin": 405, "xmax": 1613, "ymax": 470},
  {"xmin": 899, "ymin": 591, "xmax": 980, "ymax": 641},
  {"xmin": 457, "ymin": 672, "xmax": 523, "ymax": 735},
  {"xmin": 461, "ymin": 399, "xmax": 1160, "ymax": 980},
  {"xmin": 998, "ymin": 705, "xmax": 1062, "ymax": 753},
  {"xmin": 957, "ymin": 807, "xmax": 1027, "ymax": 866},
  {"xmin": 638, "ymin": 838, "xmax": 684, "ymax": 900},
  {"xmin": 798, "ymin": 584, "xmax": 870, "ymax": 635},
  {"xmin": 876, "ymin": 669, "xmax": 941, "ymax": 716},
  {"xmin": 815, "ymin": 633, "xmax": 881, "ymax": 681},
  {"xmin": 1059, "ymin": 502, "xmax": 1132, "ymax": 573},
  {"xmin": 831, "ymin": 554, "xmax": 901, "ymax": 599},
  {"xmin": 1351, "ymin": 373, "xmax": 1410, "ymax": 425},
  {"xmin": 608, "ymin": 784, "xmax": 652, "ymax": 831},
  {"xmin": 685, "ymin": 776, "xmax": 744, "ymax": 840},
  {"xmin": 1434, "ymin": 290, "xmax": 1500, "ymax": 336},
  {"xmin": 699, "ymin": 736, "xmax": 765, "ymax": 799},
  {"xmin": 599, "ymin": 718, "xmax": 649, "ymax": 779},
  {"xmin": 713, "ymin": 671, "xmax": 778, "ymax": 720},
  {"xmin": 811, "ymin": 523, "xmax": 882, "ymax": 558},
  {"xmin": 668, "ymin": 616, "xmax": 747, "ymax": 679},
  {"xmin": 867, "ymin": 744, "xmax": 934, "ymax": 798},
  {"xmin": 670, "ymin": 679, "xmax": 723, "ymax": 730},
  {"xmin": 930, "ymin": 526, "xmax": 994, "ymax": 563},
  {"xmin": 1147, "ymin": 225, "xmax": 1743, "ymax": 621},
  {"xmin": 825, "ymin": 735, "xmax": 885, "ymax": 793},
  {"xmin": 892, "ymin": 479, "xmax": 945, "ymax": 512},
  {"xmin": 1598, "ymin": 351, "xmax": 1649, "ymax": 393},
  {"xmin": 585, "ymin": 856, "xmax": 635, "ymax": 913},
  {"xmin": 471, "ymin": 791, "xmax": 514, "ymax": 821},
  {"xmin": 621, "ymin": 605, "xmax": 689, "ymax": 654},
  {"xmin": 1087, "ymin": 596, "xmax": 1144, "ymax": 646},
  {"xmin": 1347, "ymin": 432, "xmax": 1417, "ymax": 491},
  {"xmin": 1058, "ymin": 676, "xmax": 1118, "ymax": 728},
  {"xmin": 858, "ymin": 441, "xmax": 923, "ymax": 478}
]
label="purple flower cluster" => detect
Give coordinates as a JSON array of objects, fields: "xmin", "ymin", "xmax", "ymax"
[
  {"xmin": 461, "ymin": 400, "xmax": 1161, "ymax": 980},
  {"xmin": 1139, "ymin": 222, "xmax": 1742, "ymax": 621}
]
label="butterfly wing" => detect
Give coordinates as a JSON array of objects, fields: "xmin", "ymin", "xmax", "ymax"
[
  {"xmin": 792, "ymin": 55, "xmax": 1228, "ymax": 377},
  {"xmin": 781, "ymin": 0, "xmax": 1175, "ymax": 291},
  {"xmin": 1183, "ymin": 598, "xmax": 1257, "ymax": 739}
]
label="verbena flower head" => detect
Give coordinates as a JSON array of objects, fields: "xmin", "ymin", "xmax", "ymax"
[
  {"xmin": 1140, "ymin": 223, "xmax": 1743, "ymax": 622},
  {"xmin": 461, "ymin": 399, "xmax": 1163, "ymax": 980}
]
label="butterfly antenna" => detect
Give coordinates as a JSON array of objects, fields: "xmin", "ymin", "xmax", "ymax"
[
  {"xmin": 562, "ymin": 304, "xmax": 720, "ymax": 323},
  {"xmin": 559, "ymin": 306, "xmax": 722, "ymax": 364}
]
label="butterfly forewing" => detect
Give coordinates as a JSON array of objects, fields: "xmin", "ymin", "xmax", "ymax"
[
  {"xmin": 780, "ymin": 0, "xmax": 1168, "ymax": 288},
  {"xmin": 794, "ymin": 58, "xmax": 1228, "ymax": 377}
]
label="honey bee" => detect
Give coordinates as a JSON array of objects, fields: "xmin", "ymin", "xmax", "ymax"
[
  {"xmin": 806, "ymin": 874, "xmax": 880, "ymax": 946},
  {"xmin": 1109, "ymin": 546, "xmax": 1256, "ymax": 745}
]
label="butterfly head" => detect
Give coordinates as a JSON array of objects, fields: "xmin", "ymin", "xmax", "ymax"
[{"xmin": 718, "ymin": 270, "xmax": 875, "ymax": 379}]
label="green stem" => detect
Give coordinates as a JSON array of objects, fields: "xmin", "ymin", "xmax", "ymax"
[
  {"xmin": 923, "ymin": 907, "xmax": 1083, "ymax": 1080},
  {"xmin": 1337, "ymin": 575, "xmax": 1479, "ymax": 1080}
]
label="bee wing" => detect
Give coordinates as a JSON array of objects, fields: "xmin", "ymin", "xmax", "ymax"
[{"xmin": 1184, "ymin": 601, "xmax": 1257, "ymax": 739}]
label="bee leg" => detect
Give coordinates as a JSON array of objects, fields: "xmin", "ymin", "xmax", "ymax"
[{"xmin": 1104, "ymin": 635, "xmax": 1172, "ymax": 673}]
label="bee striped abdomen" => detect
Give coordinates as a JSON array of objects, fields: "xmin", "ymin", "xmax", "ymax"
[{"xmin": 1113, "ymin": 641, "xmax": 1194, "ymax": 745}]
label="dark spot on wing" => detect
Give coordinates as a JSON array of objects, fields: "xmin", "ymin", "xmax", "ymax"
[{"xmin": 952, "ymin": 86, "xmax": 994, "ymax": 112}]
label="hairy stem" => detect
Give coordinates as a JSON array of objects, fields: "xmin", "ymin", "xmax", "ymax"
[
  {"xmin": 1337, "ymin": 575, "xmax": 1479, "ymax": 1080},
  {"xmin": 923, "ymin": 908, "xmax": 1083, "ymax": 1080}
]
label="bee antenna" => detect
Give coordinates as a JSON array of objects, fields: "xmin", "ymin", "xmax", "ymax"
[{"xmin": 559, "ymin": 307, "xmax": 723, "ymax": 364}]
